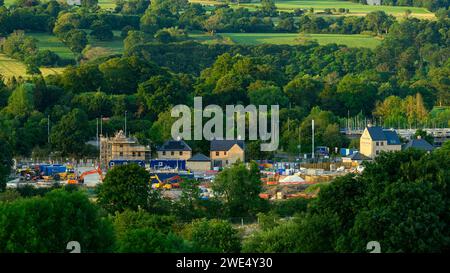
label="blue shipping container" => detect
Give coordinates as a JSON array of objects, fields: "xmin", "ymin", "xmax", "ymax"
[
  {"xmin": 39, "ymin": 165, "xmax": 66, "ymax": 176},
  {"xmin": 340, "ymin": 148, "xmax": 358, "ymax": 157},
  {"xmin": 109, "ymin": 160, "xmax": 146, "ymax": 168},
  {"xmin": 150, "ymin": 159, "xmax": 186, "ymax": 170}
]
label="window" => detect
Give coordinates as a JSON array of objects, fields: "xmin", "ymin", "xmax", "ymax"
[
  {"xmin": 216, "ymin": 151, "xmax": 219, "ymax": 156},
  {"xmin": 138, "ymin": 152, "xmax": 141, "ymax": 157},
  {"xmin": 171, "ymin": 151, "xmax": 174, "ymax": 156},
  {"xmin": 225, "ymin": 160, "xmax": 229, "ymax": 165},
  {"xmin": 162, "ymin": 151, "xmax": 166, "ymax": 156},
  {"xmin": 376, "ymin": 142, "xmax": 379, "ymax": 146},
  {"xmin": 120, "ymin": 144, "xmax": 123, "ymax": 148},
  {"xmin": 224, "ymin": 151, "xmax": 227, "ymax": 155},
  {"xmin": 132, "ymin": 152, "xmax": 135, "ymax": 157},
  {"xmin": 376, "ymin": 150, "xmax": 380, "ymax": 155},
  {"xmin": 381, "ymin": 142, "xmax": 384, "ymax": 146},
  {"xmin": 179, "ymin": 151, "xmax": 183, "ymax": 155},
  {"xmin": 119, "ymin": 152, "xmax": 123, "ymax": 157}
]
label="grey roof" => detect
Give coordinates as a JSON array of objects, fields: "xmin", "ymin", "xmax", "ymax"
[
  {"xmin": 349, "ymin": 152, "xmax": 371, "ymax": 161},
  {"xmin": 188, "ymin": 153, "xmax": 211, "ymax": 162},
  {"xmin": 366, "ymin": 126, "xmax": 401, "ymax": 145},
  {"xmin": 384, "ymin": 130, "xmax": 401, "ymax": 145},
  {"xmin": 210, "ymin": 139, "xmax": 245, "ymax": 151},
  {"xmin": 367, "ymin": 126, "xmax": 386, "ymax": 141},
  {"xmin": 157, "ymin": 140, "xmax": 192, "ymax": 151},
  {"xmin": 403, "ymin": 139, "xmax": 434, "ymax": 152}
]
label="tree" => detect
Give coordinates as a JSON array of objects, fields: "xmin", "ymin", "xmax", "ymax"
[
  {"xmin": 175, "ymin": 179, "xmax": 204, "ymax": 221},
  {"xmin": 242, "ymin": 220, "xmax": 300, "ymax": 253},
  {"xmin": 336, "ymin": 74, "xmax": 377, "ymax": 116},
  {"xmin": 183, "ymin": 219, "xmax": 241, "ymax": 253},
  {"xmin": 117, "ymin": 227, "xmax": 187, "ymax": 252},
  {"xmin": 276, "ymin": 17, "xmax": 297, "ymax": 32},
  {"xmin": 50, "ymin": 108, "xmax": 90, "ymax": 157},
  {"xmin": 297, "ymin": 107, "xmax": 341, "ymax": 153},
  {"xmin": 203, "ymin": 13, "xmax": 223, "ymax": 35},
  {"xmin": 260, "ymin": 0, "xmax": 277, "ymax": 16},
  {"xmin": 140, "ymin": 0, "xmax": 183, "ymax": 34},
  {"xmin": 113, "ymin": 210, "xmax": 188, "ymax": 253},
  {"xmin": 212, "ymin": 161, "xmax": 266, "ymax": 217},
  {"xmin": 97, "ymin": 164, "xmax": 161, "ymax": 213},
  {"xmin": 89, "ymin": 20, "xmax": 114, "ymax": 41},
  {"xmin": 322, "ymin": 123, "xmax": 349, "ymax": 152},
  {"xmin": 413, "ymin": 129, "xmax": 434, "ymax": 145},
  {"xmin": 53, "ymin": 12, "xmax": 81, "ymax": 37},
  {"xmin": 154, "ymin": 29, "xmax": 174, "ymax": 43},
  {"xmin": 1, "ymin": 31, "xmax": 38, "ymax": 61},
  {"xmin": 6, "ymin": 83, "xmax": 35, "ymax": 118},
  {"xmin": 248, "ymin": 84, "xmax": 289, "ymax": 107},
  {"xmin": 0, "ymin": 138, "xmax": 12, "ymax": 191},
  {"xmin": 284, "ymin": 75, "xmax": 323, "ymax": 111},
  {"xmin": 124, "ymin": 30, "xmax": 146, "ymax": 52},
  {"xmin": 428, "ymin": 66, "xmax": 450, "ymax": 106},
  {"xmin": 149, "ymin": 110, "xmax": 176, "ymax": 145},
  {"xmin": 365, "ymin": 11, "xmax": 394, "ymax": 35},
  {"xmin": 0, "ymin": 189, "xmax": 115, "ymax": 252},
  {"xmin": 81, "ymin": 0, "xmax": 98, "ymax": 8},
  {"xmin": 137, "ymin": 74, "xmax": 190, "ymax": 120},
  {"xmin": 63, "ymin": 29, "xmax": 88, "ymax": 54}
]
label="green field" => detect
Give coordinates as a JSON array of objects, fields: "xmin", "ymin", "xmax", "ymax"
[
  {"xmin": 0, "ymin": 32, "xmax": 124, "ymax": 78},
  {"xmin": 97, "ymin": 0, "xmax": 116, "ymax": 9},
  {"xmin": 0, "ymin": 54, "xmax": 65, "ymax": 79},
  {"xmin": 195, "ymin": 33, "xmax": 382, "ymax": 49},
  {"xmin": 28, "ymin": 33, "xmax": 74, "ymax": 59},
  {"xmin": 4, "ymin": 0, "xmax": 116, "ymax": 8},
  {"xmin": 190, "ymin": 0, "xmax": 434, "ymax": 19},
  {"xmin": 27, "ymin": 32, "xmax": 124, "ymax": 59}
]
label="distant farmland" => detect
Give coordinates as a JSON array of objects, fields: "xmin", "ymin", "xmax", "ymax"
[
  {"xmin": 189, "ymin": 0, "xmax": 435, "ymax": 19},
  {"xmin": 215, "ymin": 33, "xmax": 382, "ymax": 49},
  {"xmin": 0, "ymin": 54, "xmax": 65, "ymax": 79},
  {"xmin": 27, "ymin": 32, "xmax": 125, "ymax": 60}
]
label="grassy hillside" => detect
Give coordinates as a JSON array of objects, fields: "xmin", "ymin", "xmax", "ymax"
[
  {"xmin": 192, "ymin": 32, "xmax": 382, "ymax": 49},
  {"xmin": 27, "ymin": 32, "xmax": 124, "ymax": 59},
  {"xmin": 189, "ymin": 0, "xmax": 434, "ymax": 19},
  {"xmin": 0, "ymin": 54, "xmax": 65, "ymax": 79},
  {"xmin": 0, "ymin": 32, "xmax": 124, "ymax": 78}
]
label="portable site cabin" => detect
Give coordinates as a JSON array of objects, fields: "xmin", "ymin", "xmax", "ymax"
[{"xmin": 150, "ymin": 159, "xmax": 186, "ymax": 170}]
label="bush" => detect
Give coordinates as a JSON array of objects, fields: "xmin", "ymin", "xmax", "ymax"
[
  {"xmin": 183, "ymin": 219, "xmax": 241, "ymax": 253},
  {"xmin": 0, "ymin": 188, "xmax": 115, "ymax": 252},
  {"xmin": 269, "ymin": 198, "xmax": 310, "ymax": 217}
]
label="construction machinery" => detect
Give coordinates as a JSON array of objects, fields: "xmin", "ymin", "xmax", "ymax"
[
  {"xmin": 150, "ymin": 174, "xmax": 183, "ymax": 190},
  {"xmin": 67, "ymin": 167, "xmax": 103, "ymax": 185}
]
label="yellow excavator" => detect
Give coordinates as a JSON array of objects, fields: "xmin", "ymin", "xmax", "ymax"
[{"xmin": 150, "ymin": 174, "xmax": 183, "ymax": 190}]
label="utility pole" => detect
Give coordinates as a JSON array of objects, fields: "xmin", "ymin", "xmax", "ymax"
[
  {"xmin": 96, "ymin": 118, "xmax": 99, "ymax": 147},
  {"xmin": 298, "ymin": 125, "xmax": 301, "ymax": 166},
  {"xmin": 124, "ymin": 111, "xmax": 127, "ymax": 137},
  {"xmin": 100, "ymin": 115, "xmax": 103, "ymax": 136},
  {"xmin": 47, "ymin": 115, "xmax": 50, "ymax": 144},
  {"xmin": 312, "ymin": 119, "xmax": 315, "ymax": 160}
]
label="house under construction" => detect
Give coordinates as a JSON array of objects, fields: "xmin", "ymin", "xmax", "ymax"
[{"xmin": 99, "ymin": 130, "xmax": 151, "ymax": 168}]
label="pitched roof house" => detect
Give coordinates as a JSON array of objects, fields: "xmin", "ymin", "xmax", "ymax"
[
  {"xmin": 403, "ymin": 137, "xmax": 434, "ymax": 152},
  {"xmin": 360, "ymin": 126, "xmax": 402, "ymax": 158},
  {"xmin": 210, "ymin": 139, "xmax": 245, "ymax": 168},
  {"xmin": 186, "ymin": 153, "xmax": 211, "ymax": 172},
  {"xmin": 157, "ymin": 140, "xmax": 192, "ymax": 160}
]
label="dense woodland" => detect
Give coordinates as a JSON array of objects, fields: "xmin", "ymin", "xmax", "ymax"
[
  {"xmin": 0, "ymin": 0, "xmax": 449, "ymax": 254},
  {"xmin": 0, "ymin": 0, "xmax": 448, "ymax": 159}
]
